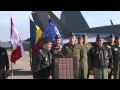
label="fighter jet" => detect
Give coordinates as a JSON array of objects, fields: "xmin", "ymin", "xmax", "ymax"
[
  {"xmin": 30, "ymin": 11, "xmax": 120, "ymax": 43},
  {"xmin": 60, "ymin": 11, "xmax": 120, "ymax": 42}
]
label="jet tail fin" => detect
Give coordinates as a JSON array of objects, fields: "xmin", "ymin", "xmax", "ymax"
[
  {"xmin": 110, "ymin": 19, "xmax": 114, "ymax": 25},
  {"xmin": 48, "ymin": 11, "xmax": 72, "ymax": 38},
  {"xmin": 31, "ymin": 11, "xmax": 72, "ymax": 39},
  {"xmin": 60, "ymin": 11, "xmax": 89, "ymax": 33}
]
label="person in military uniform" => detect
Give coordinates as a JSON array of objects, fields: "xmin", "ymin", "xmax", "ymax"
[
  {"xmin": 78, "ymin": 35, "xmax": 88, "ymax": 79},
  {"xmin": 106, "ymin": 34, "xmax": 115, "ymax": 79},
  {"xmin": 89, "ymin": 35, "xmax": 113, "ymax": 79},
  {"xmin": 82, "ymin": 34, "xmax": 92, "ymax": 50},
  {"xmin": 82, "ymin": 34, "xmax": 92, "ymax": 79},
  {"xmin": 51, "ymin": 35, "xmax": 62, "ymax": 57},
  {"xmin": 31, "ymin": 37, "xmax": 53, "ymax": 79},
  {"xmin": 78, "ymin": 35, "xmax": 83, "ymax": 46},
  {"xmin": 112, "ymin": 36, "xmax": 120, "ymax": 79},
  {"xmin": 0, "ymin": 40, "xmax": 9, "ymax": 79},
  {"xmin": 61, "ymin": 33, "xmax": 80, "ymax": 76}
]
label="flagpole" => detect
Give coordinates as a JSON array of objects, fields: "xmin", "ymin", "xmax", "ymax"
[
  {"xmin": 29, "ymin": 16, "xmax": 33, "ymax": 75},
  {"xmin": 30, "ymin": 49, "xmax": 32, "ymax": 68},
  {"xmin": 10, "ymin": 16, "xmax": 13, "ymax": 79},
  {"xmin": 11, "ymin": 44, "xmax": 13, "ymax": 79}
]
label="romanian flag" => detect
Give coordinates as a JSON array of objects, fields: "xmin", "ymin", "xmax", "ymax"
[{"xmin": 30, "ymin": 19, "xmax": 42, "ymax": 53}]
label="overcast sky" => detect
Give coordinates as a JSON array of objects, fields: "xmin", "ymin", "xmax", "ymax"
[{"xmin": 0, "ymin": 11, "xmax": 120, "ymax": 42}]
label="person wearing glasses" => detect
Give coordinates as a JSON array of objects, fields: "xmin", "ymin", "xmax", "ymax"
[{"xmin": 89, "ymin": 35, "xmax": 113, "ymax": 79}]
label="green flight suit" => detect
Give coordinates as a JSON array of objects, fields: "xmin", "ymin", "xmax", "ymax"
[
  {"xmin": 106, "ymin": 43, "xmax": 115, "ymax": 79},
  {"xmin": 79, "ymin": 43, "xmax": 92, "ymax": 79},
  {"xmin": 61, "ymin": 43, "xmax": 80, "ymax": 76},
  {"xmin": 85, "ymin": 43, "xmax": 92, "ymax": 51},
  {"xmin": 79, "ymin": 45, "xmax": 88, "ymax": 79},
  {"xmin": 112, "ymin": 45, "xmax": 120, "ymax": 79},
  {"xmin": 93, "ymin": 67, "xmax": 108, "ymax": 79}
]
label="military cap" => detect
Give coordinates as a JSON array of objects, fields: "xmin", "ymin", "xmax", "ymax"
[
  {"xmin": 41, "ymin": 37, "xmax": 52, "ymax": 45},
  {"xmin": 109, "ymin": 33, "xmax": 115, "ymax": 38},
  {"xmin": 69, "ymin": 33, "xmax": 76, "ymax": 37},
  {"xmin": 78, "ymin": 35, "xmax": 83, "ymax": 40},
  {"xmin": 116, "ymin": 35, "xmax": 120, "ymax": 39},
  {"xmin": 82, "ymin": 34, "xmax": 87, "ymax": 38},
  {"xmin": 96, "ymin": 34, "xmax": 103, "ymax": 40},
  {"xmin": 55, "ymin": 35, "xmax": 61, "ymax": 39}
]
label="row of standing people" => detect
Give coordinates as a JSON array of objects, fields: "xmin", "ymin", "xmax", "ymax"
[
  {"xmin": 89, "ymin": 34, "xmax": 120, "ymax": 79},
  {"xmin": 31, "ymin": 33, "xmax": 120, "ymax": 79},
  {"xmin": 31, "ymin": 33, "xmax": 91, "ymax": 79}
]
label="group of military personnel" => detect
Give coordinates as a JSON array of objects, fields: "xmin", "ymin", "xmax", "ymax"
[
  {"xmin": 31, "ymin": 32, "xmax": 120, "ymax": 79},
  {"xmin": 1, "ymin": 33, "xmax": 120, "ymax": 79}
]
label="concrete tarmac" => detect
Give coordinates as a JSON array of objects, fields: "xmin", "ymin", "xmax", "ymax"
[{"xmin": 7, "ymin": 51, "xmax": 33, "ymax": 79}]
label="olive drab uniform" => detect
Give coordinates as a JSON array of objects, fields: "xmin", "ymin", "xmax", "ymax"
[
  {"xmin": 112, "ymin": 44, "xmax": 120, "ymax": 79},
  {"xmin": 89, "ymin": 45, "xmax": 113, "ymax": 79},
  {"xmin": 0, "ymin": 47, "xmax": 9, "ymax": 79},
  {"xmin": 31, "ymin": 48, "xmax": 53, "ymax": 79},
  {"xmin": 61, "ymin": 43, "xmax": 80, "ymax": 75},
  {"xmin": 51, "ymin": 44, "xmax": 62, "ymax": 57},
  {"xmin": 106, "ymin": 43, "xmax": 115, "ymax": 79},
  {"xmin": 79, "ymin": 43, "xmax": 92, "ymax": 79}
]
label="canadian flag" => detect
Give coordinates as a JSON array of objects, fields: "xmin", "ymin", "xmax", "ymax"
[{"xmin": 10, "ymin": 17, "xmax": 24, "ymax": 64}]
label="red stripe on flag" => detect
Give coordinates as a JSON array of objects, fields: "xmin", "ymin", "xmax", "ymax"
[
  {"xmin": 11, "ymin": 46, "xmax": 22, "ymax": 64},
  {"xmin": 32, "ymin": 39, "xmax": 41, "ymax": 54}
]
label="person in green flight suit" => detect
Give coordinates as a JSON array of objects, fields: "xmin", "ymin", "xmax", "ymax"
[
  {"xmin": 82, "ymin": 34, "xmax": 92, "ymax": 79},
  {"xmin": 78, "ymin": 35, "xmax": 88, "ymax": 79},
  {"xmin": 61, "ymin": 33, "xmax": 80, "ymax": 77},
  {"xmin": 112, "ymin": 36, "xmax": 120, "ymax": 79},
  {"xmin": 106, "ymin": 33, "xmax": 115, "ymax": 79}
]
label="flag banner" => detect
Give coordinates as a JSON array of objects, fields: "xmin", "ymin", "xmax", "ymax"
[
  {"xmin": 42, "ymin": 19, "xmax": 64, "ymax": 46},
  {"xmin": 10, "ymin": 18, "xmax": 24, "ymax": 64},
  {"xmin": 30, "ymin": 19, "xmax": 42, "ymax": 53}
]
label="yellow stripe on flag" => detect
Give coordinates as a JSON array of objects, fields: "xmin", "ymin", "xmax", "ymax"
[{"xmin": 35, "ymin": 25, "xmax": 42, "ymax": 44}]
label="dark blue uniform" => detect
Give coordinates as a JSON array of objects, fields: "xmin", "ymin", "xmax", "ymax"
[{"xmin": 0, "ymin": 47, "xmax": 9, "ymax": 79}]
